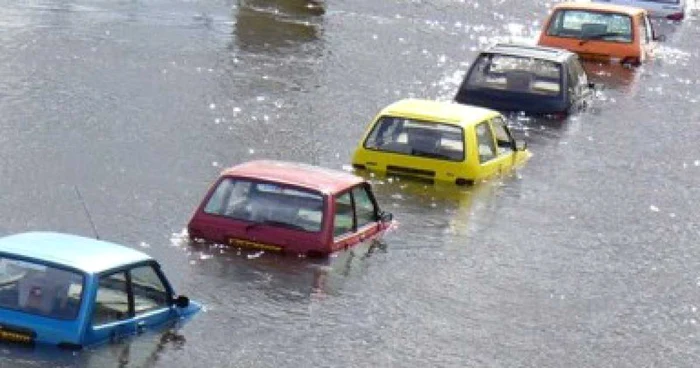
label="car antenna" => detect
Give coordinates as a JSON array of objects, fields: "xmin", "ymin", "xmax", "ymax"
[{"xmin": 74, "ymin": 185, "xmax": 100, "ymax": 240}]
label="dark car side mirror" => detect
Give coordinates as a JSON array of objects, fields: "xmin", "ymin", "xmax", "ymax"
[
  {"xmin": 653, "ymin": 34, "xmax": 666, "ymax": 42},
  {"xmin": 379, "ymin": 211, "xmax": 393, "ymax": 223},
  {"xmin": 174, "ymin": 295, "xmax": 190, "ymax": 308},
  {"xmin": 515, "ymin": 140, "xmax": 527, "ymax": 151}
]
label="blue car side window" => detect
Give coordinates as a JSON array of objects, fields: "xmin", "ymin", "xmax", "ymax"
[
  {"xmin": 130, "ymin": 266, "xmax": 169, "ymax": 315},
  {"xmin": 92, "ymin": 272, "xmax": 130, "ymax": 326}
]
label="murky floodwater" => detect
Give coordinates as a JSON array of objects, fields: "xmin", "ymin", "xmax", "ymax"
[{"xmin": 1, "ymin": 0, "xmax": 700, "ymax": 366}]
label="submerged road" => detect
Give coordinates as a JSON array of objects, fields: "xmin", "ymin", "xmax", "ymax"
[{"xmin": 1, "ymin": 0, "xmax": 700, "ymax": 366}]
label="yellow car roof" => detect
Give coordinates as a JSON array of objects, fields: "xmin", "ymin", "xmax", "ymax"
[{"xmin": 378, "ymin": 99, "xmax": 500, "ymax": 128}]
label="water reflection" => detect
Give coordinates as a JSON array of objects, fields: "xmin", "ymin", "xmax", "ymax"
[
  {"xmin": 234, "ymin": 0, "xmax": 324, "ymax": 53},
  {"xmin": 364, "ymin": 174, "xmax": 507, "ymax": 243},
  {"xmin": 0, "ymin": 343, "xmax": 79, "ymax": 367},
  {"xmin": 83, "ymin": 328, "xmax": 187, "ymax": 368},
  {"xmin": 185, "ymin": 237, "xmax": 386, "ymax": 300},
  {"xmin": 583, "ymin": 61, "xmax": 640, "ymax": 94},
  {"xmin": 0, "ymin": 326, "xmax": 186, "ymax": 368}
]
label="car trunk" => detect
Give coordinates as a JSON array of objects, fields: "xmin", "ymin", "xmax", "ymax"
[
  {"xmin": 189, "ymin": 214, "xmax": 328, "ymax": 254},
  {"xmin": 0, "ymin": 309, "xmax": 81, "ymax": 346},
  {"xmin": 455, "ymin": 88, "xmax": 568, "ymax": 114}
]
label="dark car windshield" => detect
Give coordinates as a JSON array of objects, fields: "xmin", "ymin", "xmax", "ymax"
[
  {"xmin": 466, "ymin": 54, "xmax": 563, "ymax": 96},
  {"xmin": 204, "ymin": 179, "xmax": 325, "ymax": 232},
  {"xmin": 0, "ymin": 256, "xmax": 83, "ymax": 320},
  {"xmin": 363, "ymin": 116, "xmax": 465, "ymax": 162},
  {"xmin": 547, "ymin": 9, "xmax": 633, "ymax": 43}
]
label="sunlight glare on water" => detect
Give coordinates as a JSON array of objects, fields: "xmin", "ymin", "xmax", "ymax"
[{"xmin": 1, "ymin": 0, "xmax": 700, "ymax": 367}]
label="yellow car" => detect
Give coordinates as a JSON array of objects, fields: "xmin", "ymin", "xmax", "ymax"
[{"xmin": 352, "ymin": 99, "xmax": 530, "ymax": 185}]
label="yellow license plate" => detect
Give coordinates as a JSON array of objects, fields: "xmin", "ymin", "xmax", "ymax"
[
  {"xmin": 0, "ymin": 326, "xmax": 34, "ymax": 345},
  {"xmin": 228, "ymin": 238, "xmax": 282, "ymax": 252}
]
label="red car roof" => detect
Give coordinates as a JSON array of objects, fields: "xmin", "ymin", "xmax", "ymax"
[{"xmin": 220, "ymin": 160, "xmax": 365, "ymax": 195}]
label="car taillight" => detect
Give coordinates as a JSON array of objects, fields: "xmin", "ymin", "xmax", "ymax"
[
  {"xmin": 621, "ymin": 57, "xmax": 640, "ymax": 67},
  {"xmin": 666, "ymin": 12, "xmax": 684, "ymax": 21}
]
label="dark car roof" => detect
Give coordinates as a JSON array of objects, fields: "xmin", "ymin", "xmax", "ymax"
[{"xmin": 485, "ymin": 43, "xmax": 576, "ymax": 63}]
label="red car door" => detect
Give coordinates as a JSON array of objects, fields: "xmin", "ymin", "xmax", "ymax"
[{"xmin": 331, "ymin": 184, "xmax": 382, "ymax": 252}]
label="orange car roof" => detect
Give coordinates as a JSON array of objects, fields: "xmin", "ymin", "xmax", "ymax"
[
  {"xmin": 220, "ymin": 160, "xmax": 365, "ymax": 195},
  {"xmin": 551, "ymin": 2, "xmax": 646, "ymax": 16}
]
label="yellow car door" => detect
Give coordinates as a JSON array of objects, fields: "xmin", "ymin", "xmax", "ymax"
[{"xmin": 473, "ymin": 118, "xmax": 518, "ymax": 180}]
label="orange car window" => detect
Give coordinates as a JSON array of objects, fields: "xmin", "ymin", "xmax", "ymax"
[{"xmin": 547, "ymin": 9, "xmax": 633, "ymax": 43}]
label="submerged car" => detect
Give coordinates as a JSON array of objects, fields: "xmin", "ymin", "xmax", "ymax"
[
  {"xmin": 455, "ymin": 43, "xmax": 593, "ymax": 116},
  {"xmin": 0, "ymin": 232, "xmax": 199, "ymax": 349},
  {"xmin": 538, "ymin": 2, "xmax": 661, "ymax": 65},
  {"xmin": 187, "ymin": 160, "xmax": 394, "ymax": 257},
  {"xmin": 352, "ymin": 99, "xmax": 530, "ymax": 185},
  {"xmin": 593, "ymin": 0, "xmax": 686, "ymax": 20}
]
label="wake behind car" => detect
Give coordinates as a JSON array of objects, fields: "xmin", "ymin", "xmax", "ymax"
[
  {"xmin": 187, "ymin": 160, "xmax": 394, "ymax": 257},
  {"xmin": 538, "ymin": 2, "xmax": 661, "ymax": 65},
  {"xmin": 454, "ymin": 44, "xmax": 593, "ymax": 117},
  {"xmin": 0, "ymin": 232, "xmax": 199, "ymax": 349},
  {"xmin": 352, "ymin": 99, "xmax": 530, "ymax": 185}
]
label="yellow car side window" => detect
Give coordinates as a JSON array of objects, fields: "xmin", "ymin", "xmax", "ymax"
[{"xmin": 475, "ymin": 122, "xmax": 497, "ymax": 163}]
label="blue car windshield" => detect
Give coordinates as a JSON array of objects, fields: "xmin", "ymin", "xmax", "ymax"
[{"xmin": 0, "ymin": 256, "xmax": 84, "ymax": 320}]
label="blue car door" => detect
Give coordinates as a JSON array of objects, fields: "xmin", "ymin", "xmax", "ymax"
[
  {"xmin": 85, "ymin": 263, "xmax": 177, "ymax": 346},
  {"xmin": 86, "ymin": 270, "xmax": 138, "ymax": 345},
  {"xmin": 127, "ymin": 263, "xmax": 178, "ymax": 334}
]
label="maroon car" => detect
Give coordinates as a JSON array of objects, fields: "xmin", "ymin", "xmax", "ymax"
[{"xmin": 187, "ymin": 160, "xmax": 393, "ymax": 257}]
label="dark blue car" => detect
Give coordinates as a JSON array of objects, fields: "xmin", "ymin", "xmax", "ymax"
[
  {"xmin": 455, "ymin": 44, "xmax": 593, "ymax": 117},
  {"xmin": 0, "ymin": 232, "xmax": 200, "ymax": 349}
]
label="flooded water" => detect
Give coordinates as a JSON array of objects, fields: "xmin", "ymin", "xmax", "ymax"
[{"xmin": 1, "ymin": 0, "xmax": 700, "ymax": 366}]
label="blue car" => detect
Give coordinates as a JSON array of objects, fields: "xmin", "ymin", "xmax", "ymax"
[{"xmin": 0, "ymin": 232, "xmax": 200, "ymax": 349}]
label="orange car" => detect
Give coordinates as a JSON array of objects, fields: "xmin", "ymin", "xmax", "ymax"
[{"xmin": 537, "ymin": 2, "xmax": 661, "ymax": 65}]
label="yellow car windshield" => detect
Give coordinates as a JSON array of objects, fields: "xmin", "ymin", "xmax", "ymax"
[{"xmin": 363, "ymin": 116, "xmax": 465, "ymax": 162}]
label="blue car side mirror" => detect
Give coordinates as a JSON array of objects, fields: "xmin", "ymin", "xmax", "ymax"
[{"xmin": 174, "ymin": 295, "xmax": 190, "ymax": 308}]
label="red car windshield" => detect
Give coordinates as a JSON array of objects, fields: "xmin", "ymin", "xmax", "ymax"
[
  {"xmin": 0, "ymin": 256, "xmax": 83, "ymax": 320},
  {"xmin": 203, "ymin": 178, "xmax": 325, "ymax": 232}
]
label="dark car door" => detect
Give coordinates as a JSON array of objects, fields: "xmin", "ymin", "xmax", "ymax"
[{"xmin": 85, "ymin": 263, "xmax": 177, "ymax": 346}]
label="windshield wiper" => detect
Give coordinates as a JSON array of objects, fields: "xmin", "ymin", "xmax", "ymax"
[
  {"xmin": 579, "ymin": 32, "xmax": 625, "ymax": 45},
  {"xmin": 245, "ymin": 220, "xmax": 306, "ymax": 232},
  {"xmin": 411, "ymin": 149, "xmax": 451, "ymax": 160}
]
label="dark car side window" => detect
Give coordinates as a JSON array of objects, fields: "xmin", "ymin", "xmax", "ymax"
[{"xmin": 568, "ymin": 59, "xmax": 588, "ymax": 96}]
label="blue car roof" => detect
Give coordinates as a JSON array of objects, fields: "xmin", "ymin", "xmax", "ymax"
[{"xmin": 0, "ymin": 232, "xmax": 152, "ymax": 274}]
